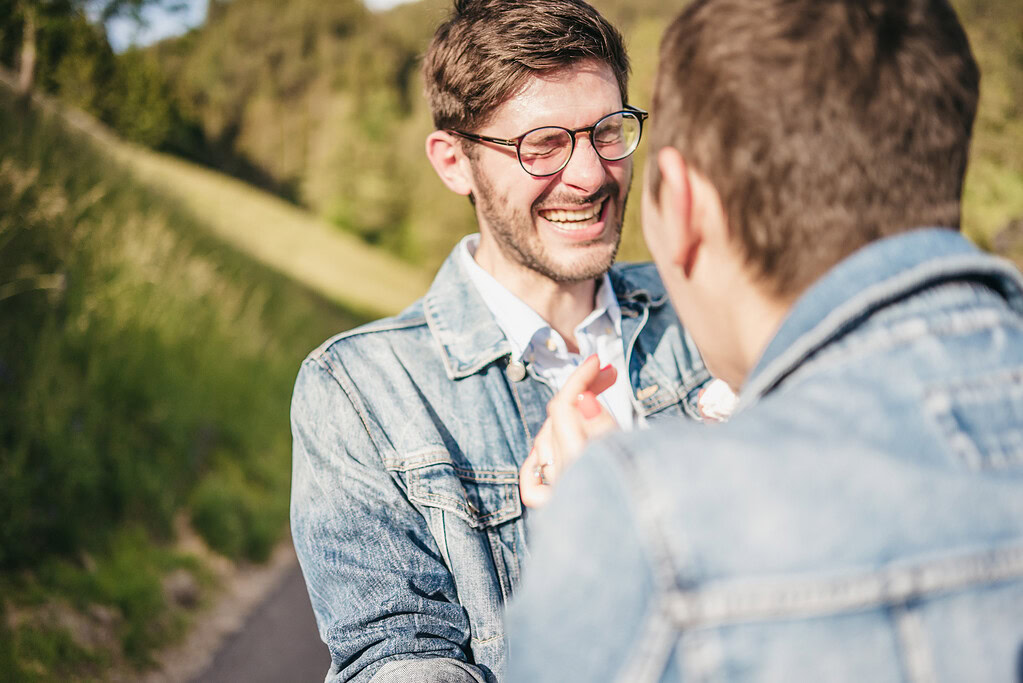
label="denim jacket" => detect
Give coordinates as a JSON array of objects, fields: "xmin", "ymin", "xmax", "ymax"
[
  {"xmin": 507, "ymin": 228, "xmax": 1023, "ymax": 682},
  {"xmin": 290, "ymin": 244, "xmax": 709, "ymax": 683}
]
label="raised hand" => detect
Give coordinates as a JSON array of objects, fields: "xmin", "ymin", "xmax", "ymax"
[{"xmin": 519, "ymin": 355, "xmax": 619, "ymax": 508}]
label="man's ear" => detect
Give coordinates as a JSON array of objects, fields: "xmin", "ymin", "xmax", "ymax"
[
  {"xmin": 655, "ymin": 147, "xmax": 700, "ymax": 277},
  {"xmin": 425, "ymin": 131, "xmax": 474, "ymax": 196}
]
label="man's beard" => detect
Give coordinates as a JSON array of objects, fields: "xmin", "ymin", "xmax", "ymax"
[{"xmin": 472, "ymin": 165, "xmax": 629, "ymax": 284}]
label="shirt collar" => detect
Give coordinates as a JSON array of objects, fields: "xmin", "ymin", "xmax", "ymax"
[
  {"xmin": 459, "ymin": 234, "xmax": 550, "ymax": 362},
  {"xmin": 424, "ymin": 235, "xmax": 669, "ymax": 380},
  {"xmin": 459, "ymin": 234, "xmax": 621, "ymax": 361}
]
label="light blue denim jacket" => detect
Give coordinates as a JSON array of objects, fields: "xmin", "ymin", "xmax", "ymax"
[
  {"xmin": 290, "ymin": 245, "xmax": 709, "ymax": 683},
  {"xmin": 507, "ymin": 228, "xmax": 1023, "ymax": 682}
]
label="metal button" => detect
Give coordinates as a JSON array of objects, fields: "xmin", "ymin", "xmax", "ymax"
[
  {"xmin": 506, "ymin": 360, "xmax": 527, "ymax": 382},
  {"xmin": 636, "ymin": 384, "xmax": 659, "ymax": 401}
]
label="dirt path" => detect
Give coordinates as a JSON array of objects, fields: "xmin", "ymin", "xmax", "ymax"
[
  {"xmin": 192, "ymin": 563, "xmax": 329, "ymax": 683},
  {"xmin": 112, "ymin": 532, "xmax": 328, "ymax": 683}
]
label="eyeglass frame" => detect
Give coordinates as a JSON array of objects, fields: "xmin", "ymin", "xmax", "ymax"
[{"xmin": 447, "ymin": 104, "xmax": 649, "ymax": 178}]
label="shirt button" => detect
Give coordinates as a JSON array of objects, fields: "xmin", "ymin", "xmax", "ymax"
[{"xmin": 545, "ymin": 338, "xmax": 557, "ymax": 352}]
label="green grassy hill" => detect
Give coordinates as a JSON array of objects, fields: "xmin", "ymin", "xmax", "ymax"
[{"xmin": 0, "ymin": 74, "xmax": 423, "ymax": 677}]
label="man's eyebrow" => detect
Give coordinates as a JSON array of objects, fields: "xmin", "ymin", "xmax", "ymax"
[{"xmin": 517, "ymin": 108, "xmax": 625, "ymax": 134}]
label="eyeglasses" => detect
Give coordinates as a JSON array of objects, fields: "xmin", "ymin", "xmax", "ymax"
[{"xmin": 448, "ymin": 105, "xmax": 649, "ymax": 178}]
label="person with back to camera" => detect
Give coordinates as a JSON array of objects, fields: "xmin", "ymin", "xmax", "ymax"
[{"xmin": 508, "ymin": 0, "xmax": 1023, "ymax": 680}]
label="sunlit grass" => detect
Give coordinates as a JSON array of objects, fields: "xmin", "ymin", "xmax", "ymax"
[
  {"xmin": 52, "ymin": 93, "xmax": 432, "ymax": 320},
  {"xmin": 114, "ymin": 145, "xmax": 433, "ymax": 317},
  {"xmin": 963, "ymin": 159, "xmax": 1023, "ymax": 250},
  {"xmin": 0, "ymin": 82, "xmax": 371, "ymax": 676}
]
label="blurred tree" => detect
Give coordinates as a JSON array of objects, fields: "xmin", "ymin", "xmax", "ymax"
[
  {"xmin": 6, "ymin": 0, "xmax": 184, "ymax": 93},
  {"xmin": 0, "ymin": 0, "xmax": 191, "ymax": 150},
  {"xmin": 107, "ymin": 47, "xmax": 173, "ymax": 145}
]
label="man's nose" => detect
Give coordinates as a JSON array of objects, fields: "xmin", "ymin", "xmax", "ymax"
[{"xmin": 559, "ymin": 135, "xmax": 606, "ymax": 194}]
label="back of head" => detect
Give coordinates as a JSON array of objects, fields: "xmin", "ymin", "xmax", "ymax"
[
  {"xmin": 422, "ymin": 0, "xmax": 630, "ymax": 133},
  {"xmin": 650, "ymin": 0, "xmax": 980, "ymax": 297}
]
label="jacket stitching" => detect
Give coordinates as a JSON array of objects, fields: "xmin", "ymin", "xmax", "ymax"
[
  {"xmin": 614, "ymin": 606, "xmax": 679, "ymax": 683},
  {"xmin": 819, "ymin": 307, "xmax": 1019, "ymax": 363},
  {"xmin": 742, "ymin": 257, "xmax": 1023, "ymax": 409},
  {"xmin": 661, "ymin": 541, "xmax": 1023, "ymax": 629},
  {"xmin": 387, "ymin": 456, "xmax": 519, "ymax": 481},
  {"xmin": 893, "ymin": 604, "xmax": 939, "ymax": 683},
  {"xmin": 307, "ymin": 356, "xmax": 380, "ymax": 462},
  {"xmin": 922, "ymin": 369, "xmax": 1023, "ymax": 471}
]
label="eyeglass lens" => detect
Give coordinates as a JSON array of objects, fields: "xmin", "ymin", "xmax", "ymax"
[{"xmin": 518, "ymin": 111, "xmax": 642, "ymax": 176}]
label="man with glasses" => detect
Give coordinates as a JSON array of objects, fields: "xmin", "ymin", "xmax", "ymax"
[{"xmin": 290, "ymin": 1, "xmax": 712, "ymax": 681}]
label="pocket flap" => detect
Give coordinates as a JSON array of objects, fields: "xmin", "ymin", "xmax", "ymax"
[{"xmin": 407, "ymin": 460, "xmax": 521, "ymax": 529}]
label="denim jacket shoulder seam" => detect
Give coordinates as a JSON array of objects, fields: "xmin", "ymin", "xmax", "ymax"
[{"xmin": 302, "ymin": 355, "xmax": 382, "ymax": 463}]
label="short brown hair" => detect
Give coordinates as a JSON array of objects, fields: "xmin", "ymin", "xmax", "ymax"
[
  {"xmin": 422, "ymin": 0, "xmax": 630, "ymax": 133},
  {"xmin": 650, "ymin": 0, "xmax": 980, "ymax": 297}
]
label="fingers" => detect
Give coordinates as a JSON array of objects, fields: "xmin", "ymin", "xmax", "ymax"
[
  {"xmin": 546, "ymin": 391, "xmax": 617, "ymax": 473},
  {"xmin": 547, "ymin": 397, "xmax": 590, "ymax": 472},
  {"xmin": 520, "ymin": 424, "xmax": 556, "ymax": 508},
  {"xmin": 587, "ymin": 364, "xmax": 618, "ymax": 397},
  {"xmin": 519, "ymin": 448, "xmax": 554, "ymax": 508},
  {"xmin": 555, "ymin": 354, "xmax": 616, "ymax": 406},
  {"xmin": 574, "ymin": 391, "xmax": 618, "ymax": 439},
  {"xmin": 576, "ymin": 391, "xmax": 602, "ymax": 419},
  {"xmin": 519, "ymin": 355, "xmax": 622, "ymax": 509}
]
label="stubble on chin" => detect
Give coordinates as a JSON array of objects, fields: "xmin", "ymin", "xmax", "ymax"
[{"xmin": 474, "ymin": 170, "xmax": 628, "ymax": 284}]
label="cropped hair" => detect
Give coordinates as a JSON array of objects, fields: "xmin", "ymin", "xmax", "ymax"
[
  {"xmin": 422, "ymin": 0, "xmax": 630, "ymax": 133},
  {"xmin": 650, "ymin": 0, "xmax": 980, "ymax": 297}
]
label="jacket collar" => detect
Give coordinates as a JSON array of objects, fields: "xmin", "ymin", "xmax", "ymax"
[
  {"xmin": 741, "ymin": 228, "xmax": 1023, "ymax": 408},
  {"xmin": 424, "ymin": 244, "xmax": 669, "ymax": 380}
]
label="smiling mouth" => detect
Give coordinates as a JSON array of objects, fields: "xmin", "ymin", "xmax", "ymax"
[{"xmin": 537, "ymin": 199, "xmax": 607, "ymax": 229}]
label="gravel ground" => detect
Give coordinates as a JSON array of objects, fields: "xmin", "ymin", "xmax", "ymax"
[{"xmin": 193, "ymin": 564, "xmax": 329, "ymax": 683}]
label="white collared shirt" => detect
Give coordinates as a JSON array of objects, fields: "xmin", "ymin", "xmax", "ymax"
[{"xmin": 459, "ymin": 234, "xmax": 641, "ymax": 431}]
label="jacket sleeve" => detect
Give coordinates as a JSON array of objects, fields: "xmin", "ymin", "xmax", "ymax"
[{"xmin": 290, "ymin": 357, "xmax": 490, "ymax": 683}]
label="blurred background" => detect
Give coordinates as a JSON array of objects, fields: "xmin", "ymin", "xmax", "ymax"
[{"xmin": 0, "ymin": 0, "xmax": 1020, "ymax": 679}]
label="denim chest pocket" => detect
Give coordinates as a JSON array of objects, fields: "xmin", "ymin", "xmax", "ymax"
[
  {"xmin": 925, "ymin": 368, "xmax": 1023, "ymax": 470},
  {"xmin": 405, "ymin": 458, "xmax": 522, "ymax": 529}
]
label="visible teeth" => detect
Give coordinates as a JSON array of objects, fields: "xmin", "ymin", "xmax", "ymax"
[{"xmin": 539, "ymin": 201, "xmax": 604, "ymax": 225}]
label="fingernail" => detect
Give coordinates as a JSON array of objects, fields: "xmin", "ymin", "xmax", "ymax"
[{"xmin": 576, "ymin": 391, "xmax": 602, "ymax": 419}]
